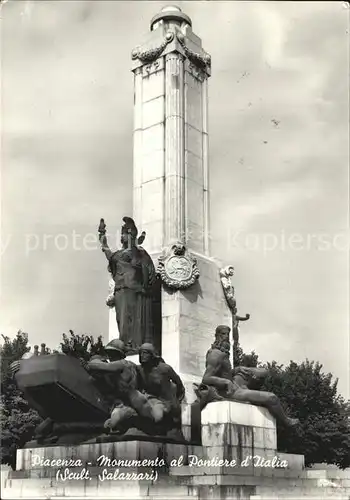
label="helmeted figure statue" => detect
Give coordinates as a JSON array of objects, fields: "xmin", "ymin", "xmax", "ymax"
[
  {"xmin": 85, "ymin": 340, "xmax": 186, "ymax": 440},
  {"xmin": 137, "ymin": 343, "xmax": 185, "ymax": 439},
  {"xmin": 98, "ymin": 217, "xmax": 157, "ymax": 352},
  {"xmin": 195, "ymin": 325, "xmax": 300, "ymax": 428},
  {"xmin": 86, "ymin": 339, "xmax": 154, "ymax": 434}
]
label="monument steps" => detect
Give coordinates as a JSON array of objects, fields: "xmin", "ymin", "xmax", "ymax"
[
  {"xmin": 3, "ymin": 467, "xmax": 350, "ymax": 499},
  {"xmin": 171, "ymin": 467, "xmax": 350, "ymax": 493},
  {"xmin": 254, "ymin": 485, "xmax": 350, "ymax": 499}
]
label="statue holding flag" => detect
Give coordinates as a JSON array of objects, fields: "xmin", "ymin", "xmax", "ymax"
[
  {"xmin": 219, "ymin": 265, "xmax": 250, "ymax": 362},
  {"xmin": 98, "ymin": 217, "xmax": 157, "ymax": 352}
]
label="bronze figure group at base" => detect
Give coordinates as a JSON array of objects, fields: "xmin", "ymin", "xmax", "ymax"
[
  {"xmin": 10, "ymin": 215, "xmax": 299, "ymax": 448},
  {"xmin": 11, "ymin": 340, "xmax": 185, "ymax": 446},
  {"xmin": 87, "ymin": 339, "xmax": 185, "ymax": 440},
  {"xmin": 12, "ymin": 324, "xmax": 298, "ymax": 448}
]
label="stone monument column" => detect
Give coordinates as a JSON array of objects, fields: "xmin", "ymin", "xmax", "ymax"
[{"xmin": 131, "ymin": 6, "xmax": 231, "ymax": 403}]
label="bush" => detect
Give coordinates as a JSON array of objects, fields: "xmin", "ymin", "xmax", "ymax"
[
  {"xmin": 0, "ymin": 331, "xmax": 42, "ymax": 469},
  {"xmin": 260, "ymin": 360, "xmax": 350, "ymax": 469}
]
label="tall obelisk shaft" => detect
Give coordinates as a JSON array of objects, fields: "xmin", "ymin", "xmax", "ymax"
[
  {"xmin": 131, "ymin": 7, "xmax": 230, "ymax": 405},
  {"xmin": 131, "ymin": 6, "xmax": 211, "ymax": 256}
]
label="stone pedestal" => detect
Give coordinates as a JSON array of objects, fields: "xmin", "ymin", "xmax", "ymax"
[
  {"xmin": 201, "ymin": 401, "xmax": 277, "ymax": 466},
  {"xmin": 16, "ymin": 441, "xmax": 189, "ymax": 471},
  {"xmin": 5, "ymin": 431, "xmax": 345, "ymax": 499},
  {"xmin": 162, "ymin": 254, "xmax": 231, "ymax": 404},
  {"xmin": 3, "ymin": 413, "xmax": 342, "ymax": 500},
  {"xmin": 2, "ymin": 440, "xmax": 200, "ymax": 499}
]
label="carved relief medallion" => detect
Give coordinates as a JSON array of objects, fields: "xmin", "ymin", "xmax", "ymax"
[{"xmin": 157, "ymin": 243, "xmax": 200, "ymax": 289}]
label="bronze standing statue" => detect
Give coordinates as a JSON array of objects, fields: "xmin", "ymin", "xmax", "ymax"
[
  {"xmin": 220, "ymin": 266, "xmax": 250, "ymax": 362},
  {"xmin": 98, "ymin": 217, "xmax": 156, "ymax": 352}
]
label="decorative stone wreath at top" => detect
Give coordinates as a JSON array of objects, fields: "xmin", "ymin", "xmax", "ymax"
[
  {"xmin": 131, "ymin": 32, "xmax": 174, "ymax": 63},
  {"xmin": 176, "ymin": 31, "xmax": 211, "ymax": 72},
  {"xmin": 157, "ymin": 243, "xmax": 200, "ymax": 289},
  {"xmin": 131, "ymin": 30, "xmax": 211, "ymax": 73}
]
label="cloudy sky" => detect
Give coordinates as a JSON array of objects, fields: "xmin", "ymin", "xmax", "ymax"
[{"xmin": 1, "ymin": 1, "xmax": 349, "ymax": 397}]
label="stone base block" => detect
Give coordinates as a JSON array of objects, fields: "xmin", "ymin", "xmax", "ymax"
[
  {"xmin": 201, "ymin": 402, "xmax": 277, "ymax": 452},
  {"xmin": 161, "ymin": 254, "xmax": 231, "ymax": 386},
  {"xmin": 202, "ymin": 401, "xmax": 276, "ymax": 429},
  {"xmin": 201, "ymin": 423, "xmax": 277, "ymax": 449},
  {"xmin": 199, "ymin": 401, "xmax": 285, "ymax": 477},
  {"xmin": 278, "ymin": 452, "xmax": 305, "ymax": 470},
  {"xmin": 2, "ymin": 412, "xmax": 315, "ymax": 499},
  {"xmin": 3, "ymin": 454, "xmax": 348, "ymax": 499}
]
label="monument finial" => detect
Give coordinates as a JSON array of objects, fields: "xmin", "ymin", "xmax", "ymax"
[{"xmin": 150, "ymin": 4, "xmax": 192, "ymax": 31}]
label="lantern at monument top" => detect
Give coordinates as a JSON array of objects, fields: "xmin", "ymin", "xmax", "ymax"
[{"xmin": 150, "ymin": 5, "xmax": 192, "ymax": 31}]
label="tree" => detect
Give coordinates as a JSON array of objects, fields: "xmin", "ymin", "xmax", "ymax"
[
  {"xmin": 0, "ymin": 331, "xmax": 42, "ymax": 469},
  {"xmin": 234, "ymin": 342, "xmax": 259, "ymax": 368},
  {"xmin": 235, "ymin": 346, "xmax": 350, "ymax": 468},
  {"xmin": 1, "ymin": 331, "xmax": 30, "ymax": 381},
  {"xmin": 260, "ymin": 359, "xmax": 350, "ymax": 469}
]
